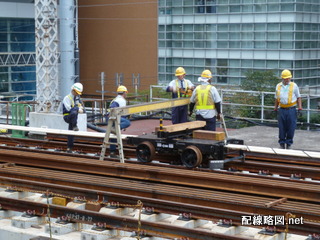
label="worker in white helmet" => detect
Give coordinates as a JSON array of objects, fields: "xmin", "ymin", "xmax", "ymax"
[
  {"xmin": 189, "ymin": 70, "xmax": 221, "ymax": 131},
  {"xmin": 106, "ymin": 85, "xmax": 131, "ymax": 157},
  {"xmin": 62, "ymin": 82, "xmax": 84, "ymax": 151}
]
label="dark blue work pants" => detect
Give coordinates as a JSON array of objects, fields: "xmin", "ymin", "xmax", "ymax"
[
  {"xmin": 278, "ymin": 107, "xmax": 297, "ymax": 146},
  {"xmin": 196, "ymin": 114, "xmax": 217, "ymax": 131},
  {"xmin": 171, "ymin": 105, "xmax": 188, "ymax": 124},
  {"xmin": 63, "ymin": 108, "xmax": 78, "ymax": 149}
]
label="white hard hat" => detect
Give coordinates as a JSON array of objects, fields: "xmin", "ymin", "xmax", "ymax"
[{"xmin": 71, "ymin": 82, "xmax": 83, "ymax": 95}]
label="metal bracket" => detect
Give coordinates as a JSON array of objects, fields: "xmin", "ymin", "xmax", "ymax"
[{"xmin": 258, "ymin": 226, "xmax": 277, "ymax": 236}]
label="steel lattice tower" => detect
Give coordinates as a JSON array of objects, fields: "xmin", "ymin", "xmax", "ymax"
[{"xmin": 35, "ymin": 0, "xmax": 60, "ymax": 112}]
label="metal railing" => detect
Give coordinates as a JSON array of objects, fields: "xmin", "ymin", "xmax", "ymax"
[{"xmin": 149, "ymin": 85, "xmax": 320, "ymax": 125}]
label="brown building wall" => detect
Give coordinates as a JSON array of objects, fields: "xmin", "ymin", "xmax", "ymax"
[{"xmin": 78, "ymin": 0, "xmax": 158, "ymax": 96}]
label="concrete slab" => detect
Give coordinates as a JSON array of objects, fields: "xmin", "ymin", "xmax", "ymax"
[
  {"xmin": 29, "ymin": 112, "xmax": 87, "ymax": 133},
  {"xmin": 227, "ymin": 125, "xmax": 320, "ymax": 152}
]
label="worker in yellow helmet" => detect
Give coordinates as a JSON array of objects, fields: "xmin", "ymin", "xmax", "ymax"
[
  {"xmin": 106, "ymin": 85, "xmax": 131, "ymax": 157},
  {"xmin": 62, "ymin": 82, "xmax": 85, "ymax": 151},
  {"xmin": 166, "ymin": 67, "xmax": 195, "ymax": 124},
  {"xmin": 274, "ymin": 69, "xmax": 302, "ymax": 149},
  {"xmin": 189, "ymin": 70, "xmax": 221, "ymax": 131}
]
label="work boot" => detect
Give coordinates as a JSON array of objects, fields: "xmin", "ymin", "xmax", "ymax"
[
  {"xmin": 73, "ymin": 125, "xmax": 79, "ymax": 131},
  {"xmin": 280, "ymin": 144, "xmax": 285, "ymax": 149},
  {"xmin": 286, "ymin": 144, "xmax": 291, "ymax": 149}
]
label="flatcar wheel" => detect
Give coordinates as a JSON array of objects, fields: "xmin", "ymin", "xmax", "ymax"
[
  {"xmin": 136, "ymin": 141, "xmax": 155, "ymax": 163},
  {"xmin": 181, "ymin": 145, "xmax": 202, "ymax": 168}
]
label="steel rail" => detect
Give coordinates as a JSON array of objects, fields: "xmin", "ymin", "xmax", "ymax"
[
  {"xmin": 1, "ymin": 139, "xmax": 319, "ymax": 181},
  {"xmin": 0, "ymin": 196, "xmax": 251, "ymax": 240},
  {"xmin": 225, "ymin": 159, "xmax": 320, "ymax": 180},
  {"xmin": 0, "ymin": 149, "xmax": 319, "ymax": 203},
  {"xmin": 0, "ymin": 165, "xmax": 320, "ymax": 225},
  {"xmin": 0, "ymin": 175, "xmax": 319, "ymax": 236}
]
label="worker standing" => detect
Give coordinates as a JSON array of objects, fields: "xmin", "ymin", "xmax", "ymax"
[
  {"xmin": 106, "ymin": 85, "xmax": 131, "ymax": 157},
  {"xmin": 62, "ymin": 82, "xmax": 84, "ymax": 151},
  {"xmin": 189, "ymin": 70, "xmax": 222, "ymax": 131},
  {"xmin": 274, "ymin": 69, "xmax": 302, "ymax": 149},
  {"xmin": 166, "ymin": 67, "xmax": 194, "ymax": 124}
]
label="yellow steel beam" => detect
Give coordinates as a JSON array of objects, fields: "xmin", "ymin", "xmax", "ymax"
[{"xmin": 109, "ymin": 98, "xmax": 190, "ymax": 117}]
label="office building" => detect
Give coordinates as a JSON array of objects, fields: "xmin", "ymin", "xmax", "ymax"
[{"xmin": 158, "ymin": 1, "xmax": 320, "ymax": 87}]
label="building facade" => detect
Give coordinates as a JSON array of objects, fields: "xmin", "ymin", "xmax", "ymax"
[
  {"xmin": 158, "ymin": 0, "xmax": 320, "ymax": 87},
  {"xmin": 0, "ymin": 1, "xmax": 35, "ymax": 100}
]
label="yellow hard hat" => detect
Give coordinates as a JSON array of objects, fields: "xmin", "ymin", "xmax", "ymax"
[
  {"xmin": 175, "ymin": 67, "xmax": 186, "ymax": 76},
  {"xmin": 281, "ymin": 69, "xmax": 292, "ymax": 79},
  {"xmin": 201, "ymin": 70, "xmax": 212, "ymax": 79},
  {"xmin": 117, "ymin": 85, "xmax": 128, "ymax": 93}
]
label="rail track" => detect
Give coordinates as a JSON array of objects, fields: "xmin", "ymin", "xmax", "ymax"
[
  {"xmin": 0, "ymin": 135, "xmax": 320, "ymax": 238},
  {"xmin": 0, "ymin": 135, "xmax": 319, "ymax": 180}
]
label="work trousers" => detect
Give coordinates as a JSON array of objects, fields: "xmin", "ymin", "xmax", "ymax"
[
  {"xmin": 171, "ymin": 105, "xmax": 188, "ymax": 124},
  {"xmin": 196, "ymin": 114, "xmax": 217, "ymax": 131},
  {"xmin": 278, "ymin": 107, "xmax": 297, "ymax": 146},
  {"xmin": 63, "ymin": 108, "xmax": 78, "ymax": 149}
]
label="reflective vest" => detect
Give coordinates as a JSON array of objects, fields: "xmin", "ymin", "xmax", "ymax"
[
  {"xmin": 276, "ymin": 82, "xmax": 296, "ymax": 108},
  {"xmin": 195, "ymin": 85, "xmax": 215, "ymax": 110},
  {"xmin": 175, "ymin": 79, "xmax": 191, "ymax": 98},
  {"xmin": 63, "ymin": 94, "xmax": 75, "ymax": 115}
]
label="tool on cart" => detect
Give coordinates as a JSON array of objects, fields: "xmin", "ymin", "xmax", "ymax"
[
  {"xmin": 209, "ymin": 150, "xmax": 245, "ymax": 169},
  {"xmin": 220, "ymin": 113, "xmax": 229, "ymax": 139}
]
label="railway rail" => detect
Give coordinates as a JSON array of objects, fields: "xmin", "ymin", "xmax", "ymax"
[
  {"xmin": 0, "ymin": 137, "xmax": 320, "ymax": 238},
  {"xmin": 0, "ymin": 165, "xmax": 319, "ymax": 236},
  {"xmin": 0, "ymin": 135, "xmax": 320, "ymax": 180}
]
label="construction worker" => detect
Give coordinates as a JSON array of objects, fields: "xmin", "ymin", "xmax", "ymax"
[
  {"xmin": 189, "ymin": 70, "xmax": 221, "ymax": 131},
  {"xmin": 106, "ymin": 85, "xmax": 131, "ymax": 157},
  {"xmin": 166, "ymin": 67, "xmax": 195, "ymax": 124},
  {"xmin": 62, "ymin": 82, "xmax": 85, "ymax": 151},
  {"xmin": 274, "ymin": 69, "xmax": 302, "ymax": 149}
]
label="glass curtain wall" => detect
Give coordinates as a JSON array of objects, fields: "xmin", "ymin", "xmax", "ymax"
[
  {"xmin": 0, "ymin": 18, "xmax": 36, "ymax": 98},
  {"xmin": 158, "ymin": 1, "xmax": 320, "ymax": 87}
]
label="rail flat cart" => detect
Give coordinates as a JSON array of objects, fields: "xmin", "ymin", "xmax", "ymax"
[{"xmin": 127, "ymin": 121, "xmax": 244, "ymax": 168}]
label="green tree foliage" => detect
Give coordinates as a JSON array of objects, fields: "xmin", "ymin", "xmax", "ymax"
[
  {"xmin": 242, "ymin": 70, "xmax": 280, "ymax": 92},
  {"xmin": 224, "ymin": 70, "xmax": 280, "ymax": 120}
]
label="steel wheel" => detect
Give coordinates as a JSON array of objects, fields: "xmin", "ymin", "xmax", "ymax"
[
  {"xmin": 136, "ymin": 141, "xmax": 155, "ymax": 163},
  {"xmin": 181, "ymin": 145, "xmax": 202, "ymax": 168}
]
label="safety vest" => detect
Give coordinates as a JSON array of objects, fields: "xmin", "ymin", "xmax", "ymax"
[
  {"xmin": 175, "ymin": 79, "xmax": 190, "ymax": 98},
  {"xmin": 63, "ymin": 94, "xmax": 75, "ymax": 115},
  {"xmin": 276, "ymin": 82, "xmax": 297, "ymax": 108},
  {"xmin": 195, "ymin": 85, "xmax": 215, "ymax": 110}
]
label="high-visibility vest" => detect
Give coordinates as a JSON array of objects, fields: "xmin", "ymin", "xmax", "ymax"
[
  {"xmin": 175, "ymin": 79, "xmax": 190, "ymax": 98},
  {"xmin": 195, "ymin": 85, "xmax": 215, "ymax": 110},
  {"xmin": 63, "ymin": 94, "xmax": 75, "ymax": 115},
  {"xmin": 276, "ymin": 82, "xmax": 297, "ymax": 108}
]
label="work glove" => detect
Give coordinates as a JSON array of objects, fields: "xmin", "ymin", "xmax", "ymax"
[
  {"xmin": 78, "ymin": 106, "xmax": 84, "ymax": 114},
  {"xmin": 297, "ymin": 108, "xmax": 302, "ymax": 118}
]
